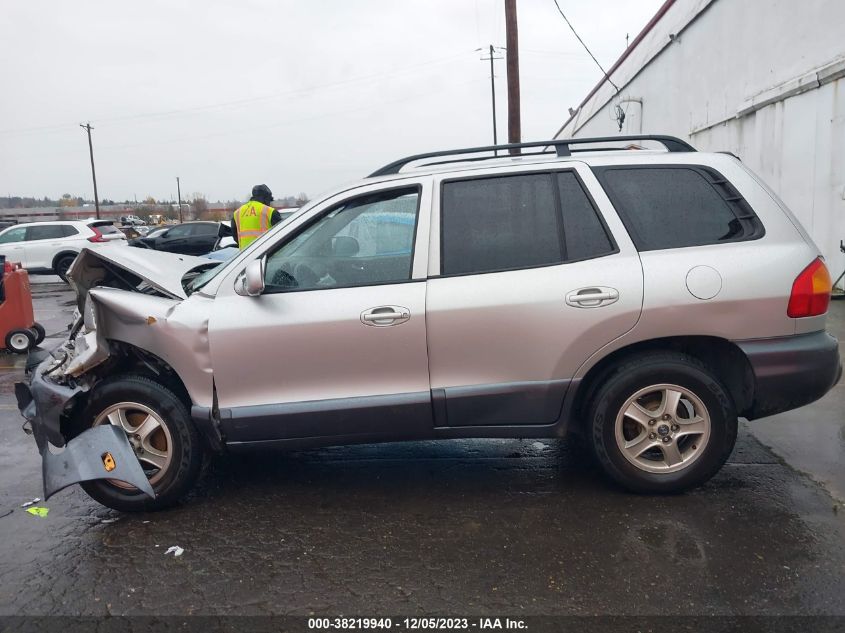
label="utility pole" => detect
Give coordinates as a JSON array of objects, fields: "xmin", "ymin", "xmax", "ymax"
[
  {"xmin": 479, "ymin": 44, "xmax": 503, "ymax": 152},
  {"xmin": 504, "ymin": 0, "xmax": 521, "ymax": 154},
  {"xmin": 80, "ymin": 123, "xmax": 100, "ymax": 219},
  {"xmin": 176, "ymin": 177, "xmax": 183, "ymax": 223}
]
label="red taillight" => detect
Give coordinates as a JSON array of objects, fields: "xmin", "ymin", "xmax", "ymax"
[
  {"xmin": 87, "ymin": 226, "xmax": 106, "ymax": 242},
  {"xmin": 787, "ymin": 258, "xmax": 831, "ymax": 318}
]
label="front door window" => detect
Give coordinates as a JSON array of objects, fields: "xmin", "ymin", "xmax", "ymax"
[
  {"xmin": 263, "ymin": 187, "xmax": 420, "ymax": 292},
  {"xmin": 0, "ymin": 228, "xmax": 26, "ymax": 244}
]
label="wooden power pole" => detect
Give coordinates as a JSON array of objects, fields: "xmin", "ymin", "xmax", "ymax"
[
  {"xmin": 504, "ymin": 0, "xmax": 521, "ymax": 154},
  {"xmin": 176, "ymin": 177, "xmax": 183, "ymax": 223},
  {"xmin": 80, "ymin": 123, "xmax": 100, "ymax": 218}
]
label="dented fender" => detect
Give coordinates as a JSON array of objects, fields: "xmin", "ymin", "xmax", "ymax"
[{"xmin": 89, "ymin": 287, "xmax": 214, "ymax": 408}]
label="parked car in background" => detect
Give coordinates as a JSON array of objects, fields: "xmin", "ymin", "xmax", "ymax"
[
  {"xmin": 128, "ymin": 221, "xmax": 221, "ymax": 256},
  {"xmin": 0, "ymin": 220, "xmax": 126, "ymax": 281},
  {"xmin": 0, "ymin": 220, "xmax": 18, "ymax": 231},
  {"xmin": 118, "ymin": 226, "xmax": 144, "ymax": 240},
  {"xmin": 120, "ymin": 215, "xmax": 146, "ymax": 226},
  {"xmin": 277, "ymin": 208, "xmax": 299, "ymax": 222}
]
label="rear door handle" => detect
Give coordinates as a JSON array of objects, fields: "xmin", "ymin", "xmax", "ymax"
[
  {"xmin": 361, "ymin": 305, "xmax": 411, "ymax": 326},
  {"xmin": 566, "ymin": 286, "xmax": 619, "ymax": 308}
]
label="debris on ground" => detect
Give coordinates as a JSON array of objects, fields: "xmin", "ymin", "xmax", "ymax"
[
  {"xmin": 164, "ymin": 545, "xmax": 184, "ymax": 557},
  {"xmin": 20, "ymin": 498, "xmax": 41, "ymax": 508},
  {"xmin": 531, "ymin": 441, "xmax": 548, "ymax": 451},
  {"xmin": 100, "ymin": 518, "xmax": 120, "ymax": 524},
  {"xmin": 25, "ymin": 507, "xmax": 49, "ymax": 518}
]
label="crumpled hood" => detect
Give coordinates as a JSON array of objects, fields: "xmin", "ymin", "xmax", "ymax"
[{"xmin": 68, "ymin": 246, "xmax": 218, "ymax": 307}]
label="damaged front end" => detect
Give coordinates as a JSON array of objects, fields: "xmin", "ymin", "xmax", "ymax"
[{"xmin": 15, "ymin": 247, "xmax": 219, "ymax": 501}]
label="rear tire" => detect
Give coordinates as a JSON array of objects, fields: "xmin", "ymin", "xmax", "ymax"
[
  {"xmin": 588, "ymin": 352, "xmax": 737, "ymax": 494},
  {"xmin": 5, "ymin": 328, "xmax": 35, "ymax": 354},
  {"xmin": 54, "ymin": 254, "xmax": 77, "ymax": 283},
  {"xmin": 75, "ymin": 375, "xmax": 204, "ymax": 512}
]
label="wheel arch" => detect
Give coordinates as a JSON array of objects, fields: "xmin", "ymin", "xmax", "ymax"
[
  {"xmin": 61, "ymin": 341, "xmax": 194, "ymax": 441},
  {"xmin": 570, "ymin": 335, "xmax": 755, "ymax": 432},
  {"xmin": 51, "ymin": 249, "xmax": 80, "ymax": 271},
  {"xmin": 106, "ymin": 341, "xmax": 193, "ymax": 410}
]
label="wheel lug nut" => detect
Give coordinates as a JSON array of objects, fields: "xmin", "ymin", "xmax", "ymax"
[
  {"xmin": 648, "ymin": 433, "xmax": 656, "ymax": 440},
  {"xmin": 648, "ymin": 419, "xmax": 656, "ymax": 426},
  {"xmin": 663, "ymin": 414, "xmax": 671, "ymax": 421},
  {"xmin": 672, "ymin": 424, "xmax": 679, "ymax": 432},
  {"xmin": 662, "ymin": 436, "xmax": 671, "ymax": 443}
]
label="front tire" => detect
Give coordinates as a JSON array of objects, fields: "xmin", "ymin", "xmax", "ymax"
[
  {"xmin": 588, "ymin": 352, "xmax": 737, "ymax": 494},
  {"xmin": 76, "ymin": 376, "xmax": 204, "ymax": 511}
]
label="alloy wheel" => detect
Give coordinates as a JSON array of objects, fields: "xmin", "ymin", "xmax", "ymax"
[
  {"xmin": 614, "ymin": 383, "xmax": 711, "ymax": 474},
  {"xmin": 93, "ymin": 401, "xmax": 173, "ymax": 488}
]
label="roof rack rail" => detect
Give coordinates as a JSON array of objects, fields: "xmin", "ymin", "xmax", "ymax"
[{"xmin": 369, "ymin": 135, "xmax": 695, "ymax": 177}]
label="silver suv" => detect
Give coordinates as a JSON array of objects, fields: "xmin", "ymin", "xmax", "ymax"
[{"xmin": 16, "ymin": 135, "xmax": 842, "ymax": 511}]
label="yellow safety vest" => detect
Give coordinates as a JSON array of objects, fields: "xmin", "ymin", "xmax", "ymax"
[{"xmin": 234, "ymin": 200, "xmax": 274, "ymax": 249}]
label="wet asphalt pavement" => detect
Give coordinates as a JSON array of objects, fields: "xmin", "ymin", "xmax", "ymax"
[{"xmin": 0, "ymin": 282, "xmax": 843, "ymax": 617}]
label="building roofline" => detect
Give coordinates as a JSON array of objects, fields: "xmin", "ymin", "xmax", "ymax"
[{"xmin": 553, "ymin": 0, "xmax": 676, "ymax": 137}]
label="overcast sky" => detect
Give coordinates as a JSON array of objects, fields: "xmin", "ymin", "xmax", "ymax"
[{"xmin": 0, "ymin": 0, "xmax": 662, "ymax": 203}]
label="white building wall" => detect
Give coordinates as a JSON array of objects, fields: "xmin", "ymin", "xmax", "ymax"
[{"xmin": 556, "ymin": 0, "xmax": 845, "ymax": 288}]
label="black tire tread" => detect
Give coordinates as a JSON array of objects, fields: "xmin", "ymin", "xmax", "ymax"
[
  {"xmin": 77, "ymin": 374, "xmax": 203, "ymax": 512},
  {"xmin": 588, "ymin": 351, "xmax": 737, "ymax": 494}
]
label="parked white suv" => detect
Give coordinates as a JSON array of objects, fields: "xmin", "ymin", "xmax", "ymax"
[
  {"xmin": 0, "ymin": 220, "xmax": 125, "ymax": 281},
  {"xmin": 16, "ymin": 136, "xmax": 842, "ymax": 511}
]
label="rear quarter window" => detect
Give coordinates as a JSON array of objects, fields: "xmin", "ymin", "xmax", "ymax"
[{"xmin": 593, "ymin": 166, "xmax": 764, "ymax": 251}]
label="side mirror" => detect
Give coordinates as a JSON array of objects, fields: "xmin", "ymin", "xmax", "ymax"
[
  {"xmin": 160, "ymin": 230, "xmax": 170, "ymax": 238},
  {"xmin": 332, "ymin": 235, "xmax": 359, "ymax": 257},
  {"xmin": 236, "ymin": 258, "xmax": 265, "ymax": 297}
]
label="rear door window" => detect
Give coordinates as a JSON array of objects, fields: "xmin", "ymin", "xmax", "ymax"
[
  {"xmin": 556, "ymin": 171, "xmax": 615, "ymax": 261},
  {"xmin": 594, "ymin": 166, "xmax": 763, "ymax": 251},
  {"xmin": 441, "ymin": 173, "xmax": 562, "ymax": 275},
  {"xmin": 26, "ymin": 224, "xmax": 67, "ymax": 241}
]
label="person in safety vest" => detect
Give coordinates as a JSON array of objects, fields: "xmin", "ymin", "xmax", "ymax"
[{"xmin": 232, "ymin": 184, "xmax": 282, "ymax": 249}]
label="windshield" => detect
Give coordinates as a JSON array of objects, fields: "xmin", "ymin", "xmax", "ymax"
[{"xmin": 186, "ymin": 207, "xmax": 306, "ymax": 294}]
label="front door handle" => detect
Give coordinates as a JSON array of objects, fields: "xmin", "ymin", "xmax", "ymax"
[
  {"xmin": 566, "ymin": 286, "xmax": 619, "ymax": 308},
  {"xmin": 361, "ymin": 305, "xmax": 411, "ymax": 327}
]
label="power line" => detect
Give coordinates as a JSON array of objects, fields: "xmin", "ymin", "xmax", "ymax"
[
  {"xmin": 0, "ymin": 51, "xmax": 473, "ymax": 137},
  {"xmin": 550, "ymin": 0, "xmax": 620, "ymax": 93},
  {"xmin": 479, "ymin": 45, "xmax": 504, "ymax": 149}
]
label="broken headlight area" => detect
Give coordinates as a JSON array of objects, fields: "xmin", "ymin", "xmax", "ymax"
[{"xmin": 17, "ymin": 347, "xmax": 155, "ymax": 501}]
